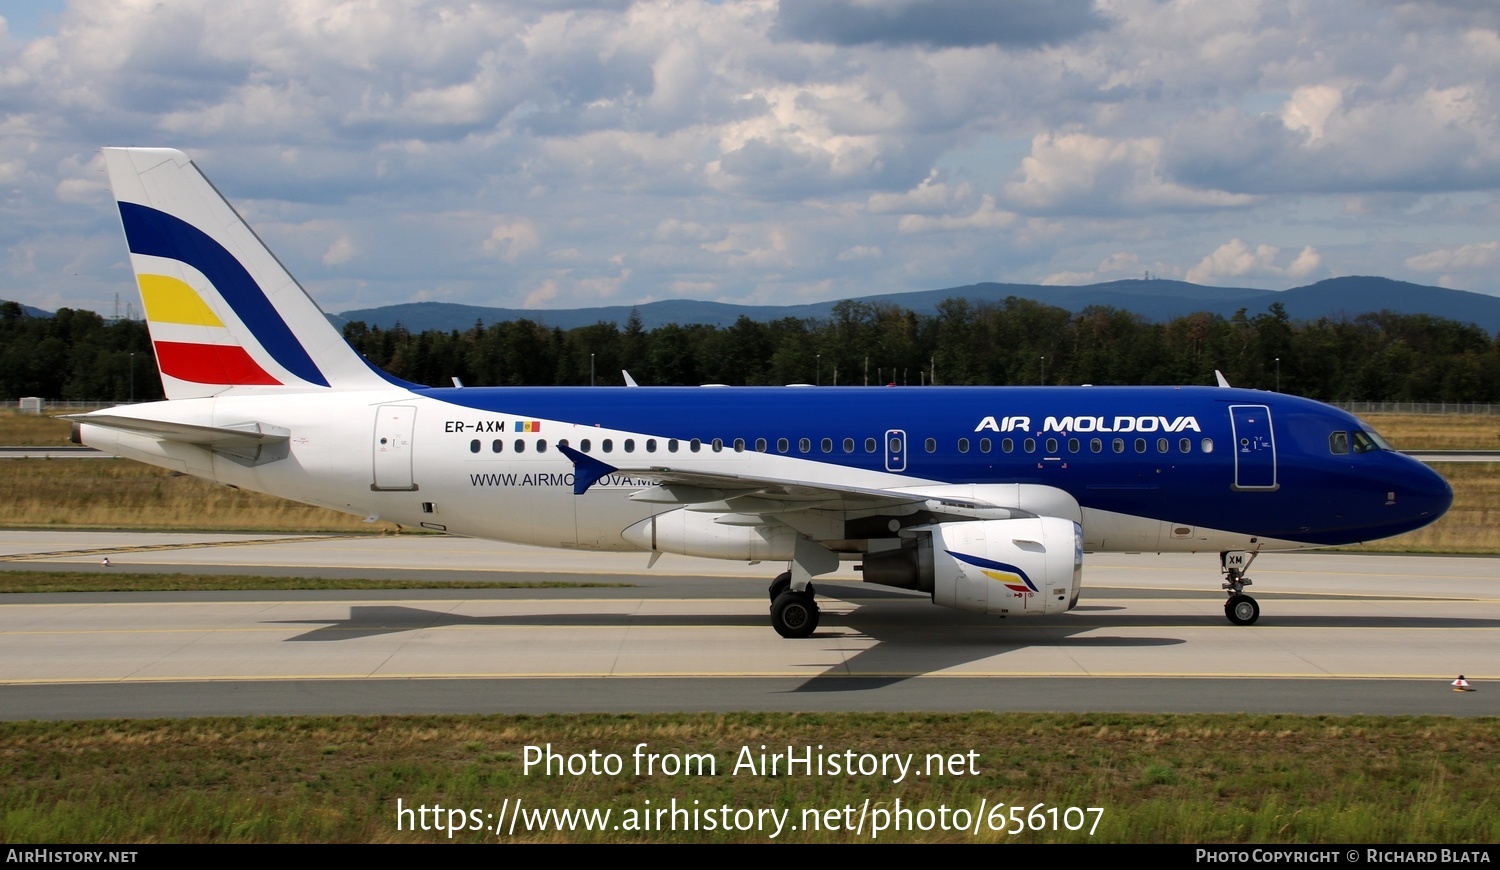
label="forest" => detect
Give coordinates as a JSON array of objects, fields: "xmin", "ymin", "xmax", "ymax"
[{"xmin": 3, "ymin": 297, "xmax": 1498, "ymax": 403}]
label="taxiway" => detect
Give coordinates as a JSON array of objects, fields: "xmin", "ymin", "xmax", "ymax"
[{"xmin": 1, "ymin": 531, "xmax": 1495, "ymax": 719}]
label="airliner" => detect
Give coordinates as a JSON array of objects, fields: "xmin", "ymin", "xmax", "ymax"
[{"xmin": 71, "ymin": 147, "xmax": 1454, "ymax": 638}]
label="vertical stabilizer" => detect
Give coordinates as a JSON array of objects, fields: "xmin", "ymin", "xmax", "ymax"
[{"xmin": 102, "ymin": 147, "xmax": 396, "ymax": 399}]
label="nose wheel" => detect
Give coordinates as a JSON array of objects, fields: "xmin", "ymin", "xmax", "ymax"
[
  {"xmin": 1220, "ymin": 550, "xmax": 1260, "ymax": 626},
  {"xmin": 1225, "ymin": 593, "xmax": 1260, "ymax": 625}
]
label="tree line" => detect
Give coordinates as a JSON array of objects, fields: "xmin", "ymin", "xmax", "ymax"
[{"xmin": 4, "ymin": 297, "xmax": 1499, "ymax": 403}]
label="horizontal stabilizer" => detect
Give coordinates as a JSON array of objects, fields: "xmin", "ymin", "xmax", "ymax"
[{"xmin": 67, "ymin": 414, "xmax": 289, "ymax": 447}]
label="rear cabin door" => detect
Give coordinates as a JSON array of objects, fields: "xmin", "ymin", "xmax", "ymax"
[{"xmin": 372, "ymin": 405, "xmax": 418, "ymax": 491}]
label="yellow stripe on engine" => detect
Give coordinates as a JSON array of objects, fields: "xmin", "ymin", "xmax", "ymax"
[{"xmin": 138, "ymin": 274, "xmax": 224, "ymax": 327}]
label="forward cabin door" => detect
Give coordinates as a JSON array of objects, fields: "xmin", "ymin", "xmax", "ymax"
[
  {"xmin": 372, "ymin": 405, "xmax": 418, "ymax": 491},
  {"xmin": 1229, "ymin": 404, "xmax": 1277, "ymax": 491}
]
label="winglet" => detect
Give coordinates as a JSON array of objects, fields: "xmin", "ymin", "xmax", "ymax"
[
  {"xmin": 558, "ymin": 443, "xmax": 617, "ymax": 495},
  {"xmin": 622, "ymin": 370, "xmax": 639, "ymax": 387},
  {"xmin": 1214, "ymin": 370, "xmax": 1231, "ymax": 388}
]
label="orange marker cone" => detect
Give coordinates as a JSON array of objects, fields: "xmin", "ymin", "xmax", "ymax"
[{"xmin": 1452, "ymin": 675, "xmax": 1475, "ymax": 692}]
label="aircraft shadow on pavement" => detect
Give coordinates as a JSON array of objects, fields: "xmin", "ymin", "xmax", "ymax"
[{"xmin": 267, "ymin": 588, "xmax": 1499, "ymax": 691}]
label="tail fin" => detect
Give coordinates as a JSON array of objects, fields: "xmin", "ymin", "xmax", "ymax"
[{"xmin": 102, "ymin": 147, "xmax": 398, "ymax": 399}]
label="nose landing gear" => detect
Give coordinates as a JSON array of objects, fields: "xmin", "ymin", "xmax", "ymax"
[{"xmin": 1221, "ymin": 550, "xmax": 1260, "ymax": 625}]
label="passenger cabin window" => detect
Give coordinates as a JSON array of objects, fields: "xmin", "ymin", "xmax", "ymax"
[
  {"xmin": 646, "ymin": 439, "xmax": 656, "ymax": 452},
  {"xmin": 865, "ymin": 438, "xmax": 877, "ymax": 453},
  {"xmin": 690, "ymin": 439, "xmax": 702, "ymax": 453},
  {"xmin": 581, "ymin": 439, "xmax": 592, "ymax": 452},
  {"xmin": 924, "ymin": 438, "xmax": 936, "ymax": 453},
  {"xmin": 843, "ymin": 438, "xmax": 855, "ymax": 453},
  {"xmin": 537, "ymin": 440, "xmax": 547, "ymax": 453},
  {"xmin": 1002, "ymin": 438, "xmax": 1014, "ymax": 453},
  {"xmin": 734, "ymin": 438, "xmax": 745, "ymax": 452},
  {"xmin": 1045, "ymin": 437, "xmax": 1058, "ymax": 454},
  {"xmin": 1090, "ymin": 438, "xmax": 1102, "ymax": 453},
  {"xmin": 514, "ymin": 439, "xmax": 526, "ymax": 454},
  {"xmin": 799, "ymin": 438, "xmax": 811, "ymax": 453},
  {"xmin": 958, "ymin": 438, "xmax": 970, "ymax": 453},
  {"xmin": 492, "ymin": 439, "xmax": 502, "ymax": 453},
  {"xmin": 756, "ymin": 438, "xmax": 768, "ymax": 452},
  {"xmin": 778, "ymin": 438, "xmax": 789, "ymax": 453},
  {"xmin": 980, "ymin": 437, "xmax": 991, "ymax": 453},
  {"xmin": 601, "ymin": 439, "xmax": 612, "ymax": 453},
  {"xmin": 469, "ymin": 439, "xmax": 481, "ymax": 453},
  {"xmin": 711, "ymin": 438, "xmax": 723, "ymax": 452},
  {"xmin": 1201, "ymin": 437, "xmax": 1214, "ymax": 453},
  {"xmin": 667, "ymin": 439, "xmax": 678, "ymax": 453},
  {"xmin": 1024, "ymin": 438, "xmax": 1036, "ymax": 453},
  {"xmin": 821, "ymin": 438, "xmax": 833, "ymax": 453},
  {"xmin": 622, "ymin": 439, "xmax": 633, "ymax": 452},
  {"xmin": 1113, "ymin": 438, "xmax": 1124, "ymax": 454}
]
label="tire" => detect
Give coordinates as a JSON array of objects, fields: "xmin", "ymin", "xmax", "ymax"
[
  {"xmin": 771, "ymin": 591, "xmax": 820, "ymax": 638},
  {"xmin": 768, "ymin": 572, "xmax": 791, "ymax": 603},
  {"xmin": 1225, "ymin": 594, "xmax": 1260, "ymax": 626}
]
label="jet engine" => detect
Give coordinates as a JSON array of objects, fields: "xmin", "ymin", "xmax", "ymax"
[{"xmin": 862, "ymin": 517, "xmax": 1082, "ymax": 616}]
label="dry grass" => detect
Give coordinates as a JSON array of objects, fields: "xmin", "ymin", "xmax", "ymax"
[
  {"xmin": 0, "ymin": 458, "xmax": 381, "ymax": 532},
  {"xmin": 1, "ymin": 713, "xmax": 1496, "ymax": 843},
  {"xmin": 1360, "ymin": 413, "xmax": 1500, "ymax": 450},
  {"xmin": 0, "ymin": 411, "xmax": 75, "ymax": 446}
]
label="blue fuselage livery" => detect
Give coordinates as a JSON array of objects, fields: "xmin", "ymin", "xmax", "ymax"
[
  {"xmin": 415, "ymin": 384, "xmax": 1448, "ymax": 548},
  {"xmin": 74, "ymin": 147, "xmax": 1454, "ymax": 638}
]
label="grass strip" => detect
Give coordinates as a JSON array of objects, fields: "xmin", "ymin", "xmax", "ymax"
[
  {"xmin": 0, "ymin": 571, "xmax": 625, "ymax": 593},
  {"xmin": 0, "ymin": 712, "xmax": 1495, "ymax": 843}
]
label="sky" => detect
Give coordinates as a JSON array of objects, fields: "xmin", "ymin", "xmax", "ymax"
[{"xmin": 2, "ymin": 0, "xmax": 1499, "ymax": 318}]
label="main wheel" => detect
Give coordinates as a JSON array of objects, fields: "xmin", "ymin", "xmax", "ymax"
[
  {"xmin": 771, "ymin": 591, "xmax": 820, "ymax": 638},
  {"xmin": 768, "ymin": 572, "xmax": 791, "ymax": 603},
  {"xmin": 1225, "ymin": 594, "xmax": 1260, "ymax": 626},
  {"xmin": 767, "ymin": 573, "xmax": 814, "ymax": 604}
]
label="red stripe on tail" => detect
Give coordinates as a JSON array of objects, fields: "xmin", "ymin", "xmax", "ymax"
[{"xmin": 154, "ymin": 341, "xmax": 283, "ymax": 386}]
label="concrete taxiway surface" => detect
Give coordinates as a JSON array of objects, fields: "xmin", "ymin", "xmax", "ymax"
[{"xmin": 1, "ymin": 530, "xmax": 1496, "ymax": 719}]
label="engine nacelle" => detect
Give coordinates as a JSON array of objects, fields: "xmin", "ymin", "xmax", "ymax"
[
  {"xmin": 622, "ymin": 509, "xmax": 796, "ymax": 561},
  {"xmin": 864, "ymin": 517, "xmax": 1082, "ymax": 616}
]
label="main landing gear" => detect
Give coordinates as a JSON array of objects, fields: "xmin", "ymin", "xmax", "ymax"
[
  {"xmin": 768, "ymin": 571, "xmax": 820, "ymax": 638},
  {"xmin": 1220, "ymin": 550, "xmax": 1260, "ymax": 626}
]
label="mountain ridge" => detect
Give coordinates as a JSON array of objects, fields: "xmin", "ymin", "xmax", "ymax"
[{"xmin": 333, "ymin": 276, "xmax": 1500, "ymax": 334}]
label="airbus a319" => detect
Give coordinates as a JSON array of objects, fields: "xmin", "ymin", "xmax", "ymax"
[{"xmin": 72, "ymin": 148, "xmax": 1453, "ymax": 637}]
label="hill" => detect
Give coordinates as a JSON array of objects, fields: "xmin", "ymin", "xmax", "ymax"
[{"xmin": 335, "ymin": 277, "xmax": 1500, "ymax": 334}]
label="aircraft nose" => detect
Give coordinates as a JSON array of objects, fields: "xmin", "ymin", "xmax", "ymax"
[{"xmin": 1403, "ymin": 459, "xmax": 1454, "ymax": 524}]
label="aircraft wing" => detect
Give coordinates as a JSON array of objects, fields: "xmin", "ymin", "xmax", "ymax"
[{"xmin": 558, "ymin": 444, "xmax": 1034, "ymax": 521}]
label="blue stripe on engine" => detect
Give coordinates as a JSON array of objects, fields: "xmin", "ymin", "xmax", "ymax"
[{"xmin": 118, "ymin": 202, "xmax": 329, "ymax": 388}]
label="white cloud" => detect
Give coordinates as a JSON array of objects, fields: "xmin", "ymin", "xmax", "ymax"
[
  {"xmin": 5, "ymin": 0, "xmax": 1500, "ymax": 316},
  {"xmin": 1005, "ymin": 133, "xmax": 1257, "ymax": 214},
  {"xmin": 482, "ymin": 220, "xmax": 540, "ymax": 263},
  {"xmin": 322, "ymin": 234, "xmax": 355, "ymax": 266},
  {"xmin": 1405, "ymin": 241, "xmax": 1500, "ymax": 272},
  {"xmin": 1186, "ymin": 240, "xmax": 1322, "ymax": 284}
]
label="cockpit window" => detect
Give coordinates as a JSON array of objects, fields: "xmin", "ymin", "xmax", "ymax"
[
  {"xmin": 1350, "ymin": 418, "xmax": 1394, "ymax": 452},
  {"xmin": 1329, "ymin": 431, "xmax": 1350, "ymax": 455},
  {"xmin": 1351, "ymin": 430, "xmax": 1387, "ymax": 453}
]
